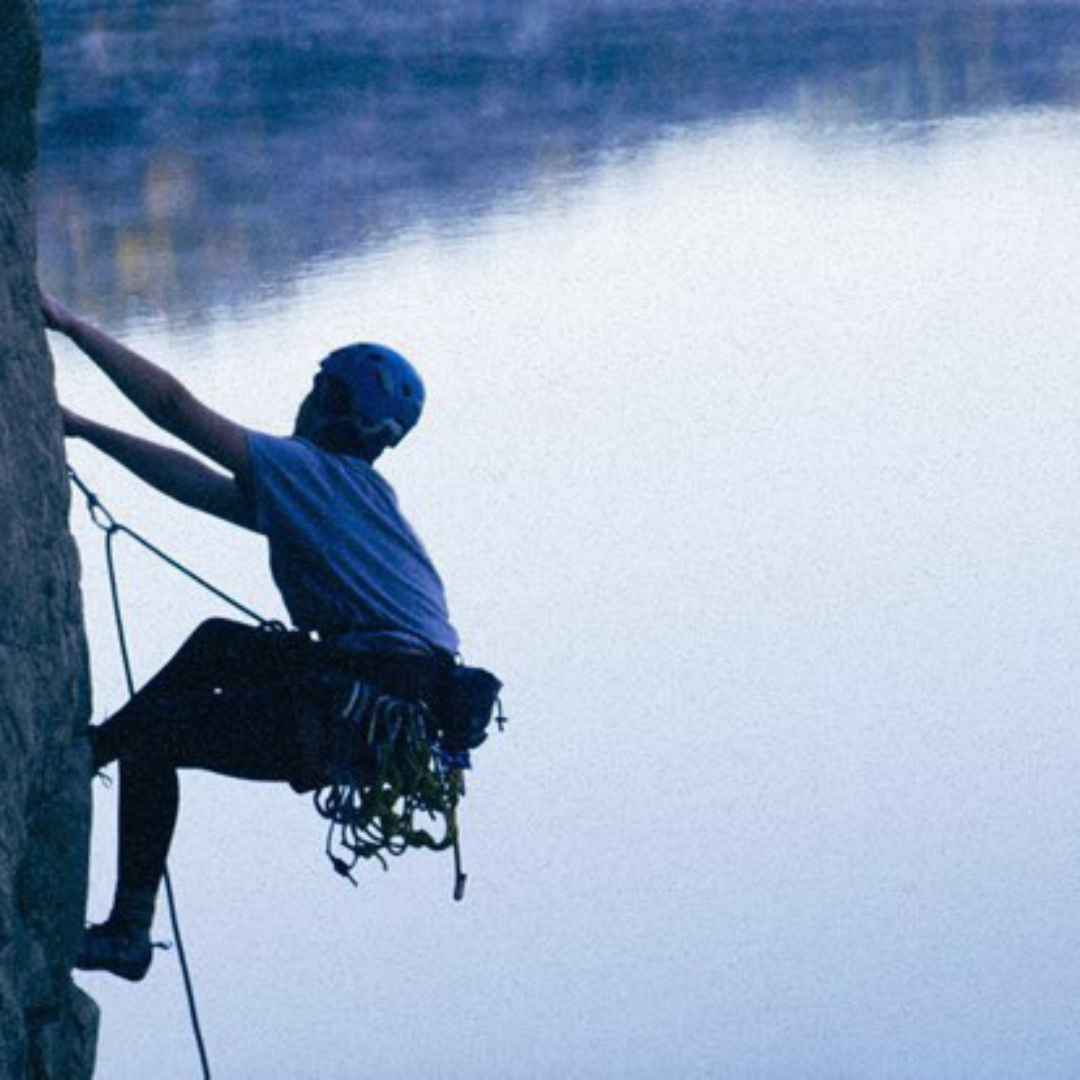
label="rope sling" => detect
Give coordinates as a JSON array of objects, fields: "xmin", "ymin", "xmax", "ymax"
[{"xmin": 68, "ymin": 465, "xmax": 504, "ymax": 1079}]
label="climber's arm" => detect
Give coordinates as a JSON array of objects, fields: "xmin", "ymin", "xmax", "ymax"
[
  {"xmin": 62, "ymin": 408, "xmax": 255, "ymax": 530},
  {"xmin": 41, "ymin": 293, "xmax": 251, "ymax": 480}
]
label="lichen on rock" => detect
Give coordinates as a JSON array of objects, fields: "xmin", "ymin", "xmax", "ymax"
[{"xmin": 0, "ymin": 1, "xmax": 98, "ymax": 1077}]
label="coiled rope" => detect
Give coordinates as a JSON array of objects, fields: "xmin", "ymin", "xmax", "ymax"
[{"xmin": 68, "ymin": 465, "xmax": 270, "ymax": 1080}]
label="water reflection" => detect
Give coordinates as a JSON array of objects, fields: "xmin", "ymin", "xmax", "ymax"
[
  {"xmin": 36, "ymin": 2, "xmax": 1080, "ymax": 326},
  {"xmin": 48, "ymin": 8, "xmax": 1080, "ymax": 1077}
]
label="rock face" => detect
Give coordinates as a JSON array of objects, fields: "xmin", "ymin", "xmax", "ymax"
[{"xmin": 0, "ymin": 1, "xmax": 98, "ymax": 1077}]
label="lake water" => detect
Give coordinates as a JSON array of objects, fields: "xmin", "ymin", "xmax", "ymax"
[{"xmin": 40, "ymin": 4, "xmax": 1080, "ymax": 1078}]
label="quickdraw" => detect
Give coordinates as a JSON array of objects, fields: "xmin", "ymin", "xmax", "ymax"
[{"xmin": 316, "ymin": 684, "xmax": 469, "ymax": 899}]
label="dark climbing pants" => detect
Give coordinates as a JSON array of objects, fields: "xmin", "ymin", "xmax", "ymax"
[{"xmin": 91, "ymin": 618, "xmax": 346, "ymax": 901}]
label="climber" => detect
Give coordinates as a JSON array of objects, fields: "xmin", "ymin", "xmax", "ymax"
[{"xmin": 43, "ymin": 291, "xmax": 462, "ymax": 982}]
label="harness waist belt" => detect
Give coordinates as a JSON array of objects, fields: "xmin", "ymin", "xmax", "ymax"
[{"xmin": 319, "ymin": 643, "xmax": 450, "ymax": 702}]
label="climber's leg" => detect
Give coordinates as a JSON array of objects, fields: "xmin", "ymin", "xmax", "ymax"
[{"xmin": 78, "ymin": 627, "xmax": 327, "ymax": 981}]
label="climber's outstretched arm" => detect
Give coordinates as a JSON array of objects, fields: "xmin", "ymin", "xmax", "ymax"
[
  {"xmin": 41, "ymin": 292, "xmax": 251, "ymax": 480},
  {"xmin": 62, "ymin": 408, "xmax": 255, "ymax": 529}
]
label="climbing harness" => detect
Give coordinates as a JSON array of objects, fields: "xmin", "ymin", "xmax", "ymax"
[{"xmin": 67, "ymin": 465, "xmax": 507, "ymax": 1073}]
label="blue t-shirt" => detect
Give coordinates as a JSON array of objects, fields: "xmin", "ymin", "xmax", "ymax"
[{"xmin": 246, "ymin": 433, "xmax": 459, "ymax": 656}]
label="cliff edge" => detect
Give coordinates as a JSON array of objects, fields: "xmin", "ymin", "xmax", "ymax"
[{"xmin": 0, "ymin": 1, "xmax": 99, "ymax": 1076}]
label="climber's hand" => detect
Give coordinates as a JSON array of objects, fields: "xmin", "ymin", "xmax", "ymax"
[{"xmin": 40, "ymin": 291, "xmax": 74, "ymax": 335}]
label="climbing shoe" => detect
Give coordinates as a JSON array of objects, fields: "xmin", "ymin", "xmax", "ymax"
[{"xmin": 75, "ymin": 920, "xmax": 153, "ymax": 982}]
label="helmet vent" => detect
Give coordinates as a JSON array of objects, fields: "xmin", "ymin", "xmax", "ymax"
[{"xmin": 319, "ymin": 342, "xmax": 424, "ymax": 449}]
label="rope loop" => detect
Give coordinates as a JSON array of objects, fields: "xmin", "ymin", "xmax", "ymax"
[
  {"xmin": 69, "ymin": 464, "xmax": 267, "ymax": 626},
  {"xmin": 67, "ymin": 465, "xmax": 118, "ymax": 532}
]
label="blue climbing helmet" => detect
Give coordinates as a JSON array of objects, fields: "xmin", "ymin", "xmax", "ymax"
[{"xmin": 320, "ymin": 343, "xmax": 425, "ymax": 449}]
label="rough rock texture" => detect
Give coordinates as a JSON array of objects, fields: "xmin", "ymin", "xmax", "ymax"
[{"xmin": 0, "ymin": 1, "xmax": 99, "ymax": 1077}]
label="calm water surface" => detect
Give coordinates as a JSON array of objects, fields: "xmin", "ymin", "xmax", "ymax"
[{"xmin": 42, "ymin": 4, "xmax": 1080, "ymax": 1078}]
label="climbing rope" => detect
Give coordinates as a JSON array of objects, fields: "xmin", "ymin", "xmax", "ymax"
[
  {"xmin": 68, "ymin": 467, "xmax": 266, "ymax": 627},
  {"xmin": 67, "ymin": 465, "xmax": 256, "ymax": 1080}
]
